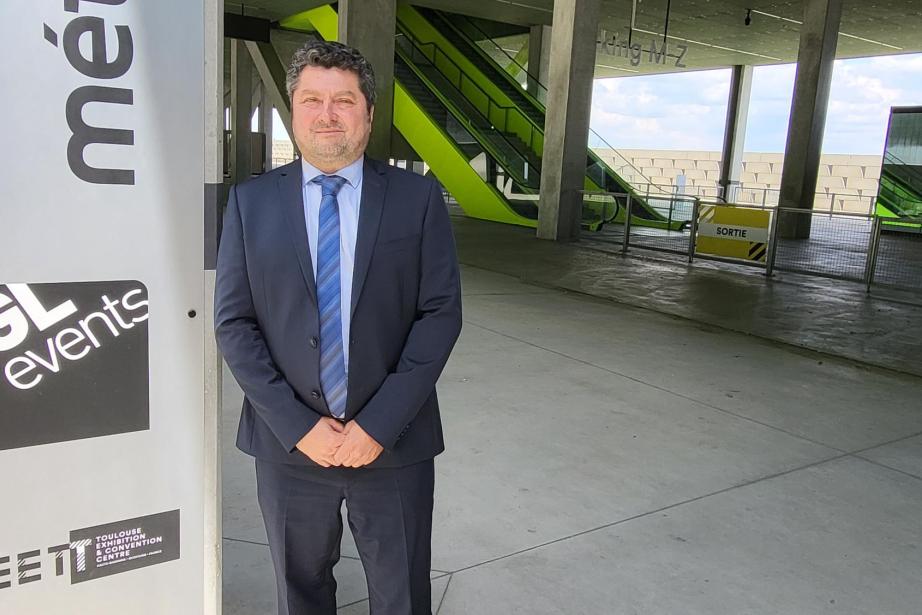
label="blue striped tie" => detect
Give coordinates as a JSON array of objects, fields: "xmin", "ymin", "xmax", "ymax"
[{"xmin": 312, "ymin": 174, "xmax": 348, "ymax": 418}]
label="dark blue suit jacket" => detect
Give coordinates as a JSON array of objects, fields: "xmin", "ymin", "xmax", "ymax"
[{"xmin": 214, "ymin": 157, "xmax": 462, "ymax": 468}]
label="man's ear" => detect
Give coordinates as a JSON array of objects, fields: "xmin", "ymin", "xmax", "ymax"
[{"xmin": 368, "ymin": 104, "xmax": 375, "ymax": 125}]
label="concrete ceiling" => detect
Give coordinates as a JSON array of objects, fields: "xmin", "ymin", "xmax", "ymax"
[{"xmin": 225, "ymin": 0, "xmax": 922, "ymax": 78}]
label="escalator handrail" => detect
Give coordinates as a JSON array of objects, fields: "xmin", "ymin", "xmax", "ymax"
[
  {"xmin": 404, "ymin": 9, "xmax": 646, "ymax": 203},
  {"xmin": 394, "ymin": 43, "xmax": 541, "ymax": 192},
  {"xmin": 443, "ymin": 11, "xmax": 547, "ymax": 103},
  {"xmin": 397, "ymin": 20, "xmax": 545, "ymax": 159},
  {"xmin": 883, "ymin": 151, "xmax": 922, "ymax": 187},
  {"xmin": 441, "ymin": 10, "xmax": 667, "ymax": 196}
]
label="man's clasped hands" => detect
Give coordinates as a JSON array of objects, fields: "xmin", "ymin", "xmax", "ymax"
[{"xmin": 295, "ymin": 418, "xmax": 384, "ymax": 467}]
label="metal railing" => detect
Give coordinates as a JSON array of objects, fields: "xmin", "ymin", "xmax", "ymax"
[
  {"xmin": 577, "ymin": 193, "xmax": 922, "ymax": 295},
  {"xmin": 394, "ymin": 31, "xmax": 540, "ymax": 191},
  {"xmin": 603, "ymin": 178, "xmax": 879, "ymax": 215},
  {"xmin": 769, "ymin": 208, "xmax": 876, "ymax": 282},
  {"xmin": 395, "ymin": 21, "xmax": 543, "ymax": 156},
  {"xmin": 867, "ymin": 218, "xmax": 922, "ymax": 292},
  {"xmin": 439, "ymin": 10, "xmax": 673, "ymax": 198},
  {"xmin": 578, "ymin": 191, "xmax": 697, "ymax": 254}
]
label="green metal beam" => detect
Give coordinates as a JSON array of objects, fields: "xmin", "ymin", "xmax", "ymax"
[{"xmin": 282, "ymin": 4, "xmax": 535, "ymax": 227}]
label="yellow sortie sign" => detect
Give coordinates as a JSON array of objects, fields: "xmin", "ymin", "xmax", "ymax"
[{"xmin": 695, "ymin": 205, "xmax": 771, "ymax": 262}]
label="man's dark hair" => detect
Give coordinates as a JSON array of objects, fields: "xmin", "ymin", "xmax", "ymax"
[{"xmin": 286, "ymin": 40, "xmax": 377, "ymax": 109}]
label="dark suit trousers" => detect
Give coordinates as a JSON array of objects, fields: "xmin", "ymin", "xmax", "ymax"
[{"xmin": 255, "ymin": 457, "xmax": 435, "ymax": 615}]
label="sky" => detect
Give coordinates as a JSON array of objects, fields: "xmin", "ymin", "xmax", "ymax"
[{"xmin": 589, "ymin": 52, "xmax": 922, "ymax": 155}]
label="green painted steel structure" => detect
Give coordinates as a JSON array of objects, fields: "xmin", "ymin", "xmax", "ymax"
[
  {"xmin": 283, "ymin": 5, "xmax": 535, "ymax": 227},
  {"xmin": 876, "ymin": 107, "xmax": 922, "ymax": 231},
  {"xmin": 280, "ymin": 4, "xmax": 688, "ymax": 232}
]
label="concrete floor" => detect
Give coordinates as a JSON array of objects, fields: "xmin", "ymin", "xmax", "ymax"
[
  {"xmin": 222, "ymin": 237, "xmax": 922, "ymax": 613},
  {"xmin": 454, "ymin": 215, "xmax": 922, "ymax": 378}
]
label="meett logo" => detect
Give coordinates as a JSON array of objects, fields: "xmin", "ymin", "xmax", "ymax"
[{"xmin": 0, "ymin": 281, "xmax": 149, "ymax": 451}]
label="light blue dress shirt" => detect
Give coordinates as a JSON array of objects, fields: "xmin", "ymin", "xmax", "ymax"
[{"xmin": 301, "ymin": 155, "xmax": 363, "ymax": 371}]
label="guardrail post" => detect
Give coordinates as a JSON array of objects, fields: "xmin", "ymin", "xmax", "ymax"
[
  {"xmin": 864, "ymin": 215, "xmax": 882, "ymax": 293},
  {"xmin": 622, "ymin": 193, "xmax": 633, "ymax": 255},
  {"xmin": 688, "ymin": 198, "xmax": 700, "ymax": 263},
  {"xmin": 765, "ymin": 206, "xmax": 781, "ymax": 277}
]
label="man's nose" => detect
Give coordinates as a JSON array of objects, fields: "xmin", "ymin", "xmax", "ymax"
[{"xmin": 318, "ymin": 98, "xmax": 337, "ymax": 122}]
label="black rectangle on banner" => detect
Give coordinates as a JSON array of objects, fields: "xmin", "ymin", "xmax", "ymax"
[
  {"xmin": 0, "ymin": 280, "xmax": 150, "ymax": 451},
  {"xmin": 69, "ymin": 510, "xmax": 180, "ymax": 584}
]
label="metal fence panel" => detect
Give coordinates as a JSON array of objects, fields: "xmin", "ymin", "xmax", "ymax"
[
  {"xmin": 772, "ymin": 209, "xmax": 873, "ymax": 282},
  {"xmin": 872, "ymin": 224, "xmax": 922, "ymax": 292},
  {"xmin": 627, "ymin": 195, "xmax": 694, "ymax": 255},
  {"xmin": 629, "ymin": 227, "xmax": 692, "ymax": 254}
]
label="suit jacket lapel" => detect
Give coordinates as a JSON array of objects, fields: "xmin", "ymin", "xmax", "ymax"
[
  {"xmin": 351, "ymin": 158, "xmax": 387, "ymax": 319},
  {"xmin": 278, "ymin": 160, "xmax": 318, "ymax": 305}
]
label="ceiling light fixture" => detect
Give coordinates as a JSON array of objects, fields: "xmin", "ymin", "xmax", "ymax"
[{"xmin": 594, "ymin": 62, "xmax": 640, "ymax": 74}]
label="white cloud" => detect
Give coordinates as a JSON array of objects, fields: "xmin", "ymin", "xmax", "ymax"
[
  {"xmin": 590, "ymin": 53, "xmax": 922, "ymax": 155},
  {"xmin": 590, "ymin": 67, "xmax": 731, "ymax": 150}
]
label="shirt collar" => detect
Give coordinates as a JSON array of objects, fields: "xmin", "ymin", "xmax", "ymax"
[{"xmin": 301, "ymin": 155, "xmax": 364, "ymax": 189}]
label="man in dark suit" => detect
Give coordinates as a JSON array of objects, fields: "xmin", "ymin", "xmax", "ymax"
[{"xmin": 214, "ymin": 40, "xmax": 462, "ymax": 614}]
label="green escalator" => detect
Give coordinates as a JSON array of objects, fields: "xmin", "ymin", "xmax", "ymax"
[
  {"xmin": 279, "ymin": 5, "xmax": 668, "ymax": 231},
  {"xmin": 405, "ymin": 6, "xmax": 688, "ymax": 231},
  {"xmin": 393, "ymin": 52, "xmax": 542, "ymax": 219},
  {"xmin": 395, "ymin": 32, "xmax": 542, "ymax": 192},
  {"xmin": 281, "ymin": 5, "xmax": 536, "ymax": 227},
  {"xmin": 876, "ymin": 151, "xmax": 922, "ymax": 230}
]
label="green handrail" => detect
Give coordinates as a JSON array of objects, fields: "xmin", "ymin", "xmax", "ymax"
[
  {"xmin": 409, "ymin": 6, "xmax": 688, "ymax": 230},
  {"xmin": 280, "ymin": 4, "xmax": 537, "ymax": 228},
  {"xmin": 395, "ymin": 40, "xmax": 540, "ymax": 192},
  {"xmin": 397, "ymin": 6, "xmax": 545, "ymax": 160},
  {"xmin": 441, "ymin": 10, "xmax": 672, "ymax": 198},
  {"xmin": 396, "ymin": 25, "xmax": 543, "ymax": 167}
]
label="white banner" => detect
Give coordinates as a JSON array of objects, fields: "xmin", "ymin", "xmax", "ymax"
[
  {"xmin": 697, "ymin": 222, "xmax": 770, "ymax": 243},
  {"xmin": 0, "ymin": 1, "xmax": 205, "ymax": 612}
]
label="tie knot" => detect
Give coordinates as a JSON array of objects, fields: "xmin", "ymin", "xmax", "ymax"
[{"xmin": 311, "ymin": 174, "xmax": 347, "ymax": 197}]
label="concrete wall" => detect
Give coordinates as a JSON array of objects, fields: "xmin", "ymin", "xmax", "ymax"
[{"xmin": 596, "ymin": 148, "xmax": 883, "ymax": 213}]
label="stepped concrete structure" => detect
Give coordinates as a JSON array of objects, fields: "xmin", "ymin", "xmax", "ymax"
[{"xmin": 595, "ymin": 148, "xmax": 885, "ymax": 213}]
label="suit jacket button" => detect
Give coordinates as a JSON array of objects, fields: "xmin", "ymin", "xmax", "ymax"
[
  {"xmin": 310, "ymin": 337, "xmax": 318, "ymax": 349},
  {"xmin": 310, "ymin": 390, "xmax": 321, "ymax": 400}
]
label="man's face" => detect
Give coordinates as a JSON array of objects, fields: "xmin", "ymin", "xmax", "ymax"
[{"xmin": 291, "ymin": 65, "xmax": 374, "ymax": 171}]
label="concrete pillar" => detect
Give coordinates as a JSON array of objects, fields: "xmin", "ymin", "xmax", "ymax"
[
  {"xmin": 202, "ymin": 1, "xmax": 223, "ymax": 614},
  {"xmin": 537, "ymin": 0, "xmax": 601, "ymax": 242},
  {"xmin": 339, "ymin": 0, "xmax": 396, "ymax": 162},
  {"xmin": 777, "ymin": 0, "xmax": 843, "ymax": 238},
  {"xmin": 718, "ymin": 65, "xmax": 753, "ymax": 203},
  {"xmin": 230, "ymin": 39, "xmax": 252, "ymax": 183},
  {"xmin": 527, "ymin": 24, "xmax": 552, "ymax": 103},
  {"xmin": 257, "ymin": 83, "xmax": 273, "ymax": 172}
]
